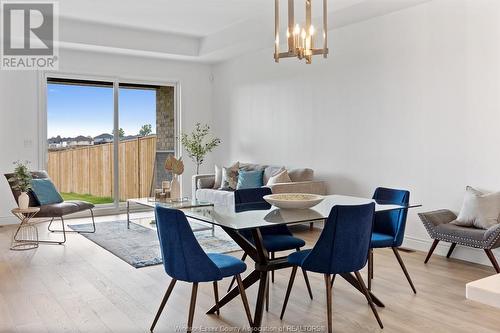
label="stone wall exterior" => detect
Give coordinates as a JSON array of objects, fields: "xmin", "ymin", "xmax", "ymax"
[{"xmin": 156, "ymin": 86, "xmax": 175, "ymax": 151}]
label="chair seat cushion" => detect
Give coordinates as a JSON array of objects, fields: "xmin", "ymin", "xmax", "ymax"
[
  {"xmin": 207, "ymin": 253, "xmax": 246, "ymax": 278},
  {"xmin": 36, "ymin": 201, "xmax": 94, "ymax": 218},
  {"xmin": 288, "ymin": 249, "xmax": 311, "ymax": 267},
  {"xmin": 370, "ymin": 232, "xmax": 394, "ymax": 248},
  {"xmin": 434, "ymin": 223, "xmax": 489, "ymax": 248},
  {"xmin": 262, "ymin": 234, "xmax": 306, "ymax": 252}
]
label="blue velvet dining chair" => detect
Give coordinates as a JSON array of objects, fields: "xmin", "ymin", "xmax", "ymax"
[
  {"xmin": 368, "ymin": 187, "xmax": 416, "ymax": 293},
  {"xmin": 280, "ymin": 203, "xmax": 383, "ymax": 332},
  {"xmin": 150, "ymin": 206, "xmax": 253, "ymax": 333},
  {"xmin": 226, "ymin": 187, "xmax": 313, "ymax": 311}
]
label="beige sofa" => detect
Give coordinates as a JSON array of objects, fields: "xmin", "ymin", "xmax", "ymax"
[{"xmin": 192, "ymin": 163, "xmax": 327, "ymax": 207}]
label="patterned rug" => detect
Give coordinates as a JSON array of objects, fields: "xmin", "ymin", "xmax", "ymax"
[{"xmin": 69, "ymin": 220, "xmax": 240, "ymax": 268}]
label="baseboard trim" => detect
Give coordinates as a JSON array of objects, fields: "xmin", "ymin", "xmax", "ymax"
[{"xmin": 403, "ymin": 236, "xmax": 496, "ymax": 267}]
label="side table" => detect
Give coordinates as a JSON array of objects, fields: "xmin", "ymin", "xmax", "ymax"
[{"xmin": 11, "ymin": 207, "xmax": 40, "ymax": 251}]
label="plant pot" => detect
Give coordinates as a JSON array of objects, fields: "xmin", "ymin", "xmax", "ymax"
[
  {"xmin": 18, "ymin": 192, "xmax": 30, "ymax": 209},
  {"xmin": 170, "ymin": 176, "xmax": 181, "ymax": 200}
]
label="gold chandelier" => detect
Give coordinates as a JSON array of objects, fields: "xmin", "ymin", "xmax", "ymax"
[{"xmin": 274, "ymin": 0, "xmax": 328, "ymax": 64}]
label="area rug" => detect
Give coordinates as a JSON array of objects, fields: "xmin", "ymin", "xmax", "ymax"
[{"xmin": 69, "ymin": 220, "xmax": 240, "ymax": 268}]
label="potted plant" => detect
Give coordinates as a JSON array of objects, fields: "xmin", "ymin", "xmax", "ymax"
[
  {"xmin": 8, "ymin": 161, "xmax": 32, "ymax": 209},
  {"xmin": 164, "ymin": 155, "xmax": 184, "ymax": 200},
  {"xmin": 181, "ymin": 123, "xmax": 221, "ymax": 174}
]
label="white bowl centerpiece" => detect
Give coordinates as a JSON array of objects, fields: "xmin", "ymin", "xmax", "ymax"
[{"xmin": 263, "ymin": 193, "xmax": 324, "ymax": 210}]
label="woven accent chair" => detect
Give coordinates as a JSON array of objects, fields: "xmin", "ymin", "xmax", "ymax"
[{"xmin": 418, "ymin": 209, "xmax": 500, "ymax": 272}]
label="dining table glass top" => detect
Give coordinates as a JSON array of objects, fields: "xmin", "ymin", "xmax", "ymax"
[{"xmin": 182, "ymin": 194, "xmax": 420, "ymax": 231}]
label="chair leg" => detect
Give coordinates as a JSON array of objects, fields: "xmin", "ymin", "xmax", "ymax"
[
  {"xmin": 187, "ymin": 283, "xmax": 198, "ymax": 333},
  {"xmin": 296, "ymin": 247, "xmax": 313, "ymax": 299},
  {"xmin": 484, "ymin": 249, "xmax": 500, "ymax": 273},
  {"xmin": 324, "ymin": 274, "xmax": 333, "ymax": 333},
  {"xmin": 271, "ymin": 252, "xmax": 275, "ymax": 283},
  {"xmin": 302, "ymin": 268, "xmax": 313, "ymax": 300},
  {"xmin": 235, "ymin": 274, "xmax": 253, "ymax": 326},
  {"xmin": 309, "ymin": 222, "xmax": 314, "ymax": 231},
  {"xmin": 367, "ymin": 248, "xmax": 373, "ymax": 290},
  {"xmin": 227, "ymin": 253, "xmax": 247, "ymax": 292},
  {"xmin": 47, "ymin": 209, "xmax": 96, "ymax": 234},
  {"xmin": 330, "ymin": 274, "xmax": 336, "ymax": 288},
  {"xmin": 424, "ymin": 239, "xmax": 440, "ymax": 264},
  {"xmin": 150, "ymin": 279, "xmax": 177, "ymax": 332},
  {"xmin": 213, "ymin": 281, "xmax": 220, "ymax": 316},
  {"xmin": 280, "ymin": 266, "xmax": 297, "ymax": 320},
  {"xmin": 447, "ymin": 243, "xmax": 457, "ymax": 258},
  {"xmin": 265, "ymin": 273, "xmax": 269, "ymax": 312},
  {"xmin": 354, "ymin": 271, "xmax": 383, "ymax": 329},
  {"xmin": 392, "ymin": 247, "xmax": 417, "ymax": 294}
]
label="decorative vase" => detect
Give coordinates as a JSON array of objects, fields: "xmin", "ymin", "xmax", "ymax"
[
  {"xmin": 170, "ymin": 175, "xmax": 181, "ymax": 200},
  {"xmin": 18, "ymin": 192, "xmax": 29, "ymax": 209}
]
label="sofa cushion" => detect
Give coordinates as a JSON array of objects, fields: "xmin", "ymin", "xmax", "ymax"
[
  {"xmin": 237, "ymin": 170, "xmax": 264, "ymax": 190},
  {"xmin": 213, "ymin": 162, "xmax": 238, "ymax": 189},
  {"xmin": 451, "ymin": 186, "xmax": 500, "ymax": 229},
  {"xmin": 267, "ymin": 169, "xmax": 292, "ymax": 186},
  {"xmin": 219, "ymin": 166, "xmax": 239, "ymax": 191},
  {"xmin": 197, "ymin": 177, "xmax": 215, "ymax": 189},
  {"xmin": 263, "ymin": 166, "xmax": 285, "ymax": 184},
  {"xmin": 239, "ymin": 163, "xmax": 267, "ymax": 171},
  {"xmin": 196, "ymin": 189, "xmax": 234, "ymax": 207},
  {"xmin": 288, "ymin": 168, "xmax": 314, "ymax": 182}
]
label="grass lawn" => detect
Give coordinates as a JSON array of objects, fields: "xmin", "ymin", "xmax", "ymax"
[{"xmin": 61, "ymin": 192, "xmax": 114, "ymax": 205}]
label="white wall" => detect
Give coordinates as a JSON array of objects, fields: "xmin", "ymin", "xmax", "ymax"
[
  {"xmin": 0, "ymin": 48, "xmax": 213, "ymax": 223},
  {"xmin": 211, "ymin": 0, "xmax": 500, "ymax": 265}
]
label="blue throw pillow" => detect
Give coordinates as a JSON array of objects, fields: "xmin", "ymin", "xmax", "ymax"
[
  {"xmin": 237, "ymin": 170, "xmax": 264, "ymax": 190},
  {"xmin": 31, "ymin": 179, "xmax": 64, "ymax": 205}
]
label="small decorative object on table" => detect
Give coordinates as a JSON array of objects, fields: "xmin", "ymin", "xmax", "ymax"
[
  {"xmin": 263, "ymin": 193, "xmax": 324, "ymax": 209},
  {"xmin": 10, "ymin": 207, "xmax": 40, "ymax": 251},
  {"xmin": 165, "ymin": 155, "xmax": 184, "ymax": 200},
  {"xmin": 7, "ymin": 161, "xmax": 32, "ymax": 210}
]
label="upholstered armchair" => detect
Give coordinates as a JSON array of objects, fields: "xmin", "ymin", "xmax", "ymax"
[
  {"xmin": 418, "ymin": 209, "xmax": 500, "ymax": 272},
  {"xmin": 4, "ymin": 171, "xmax": 95, "ymax": 244}
]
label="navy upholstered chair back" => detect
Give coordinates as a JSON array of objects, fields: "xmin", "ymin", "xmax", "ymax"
[
  {"xmin": 372, "ymin": 187, "xmax": 410, "ymax": 247},
  {"xmin": 302, "ymin": 203, "xmax": 375, "ymax": 274},
  {"xmin": 234, "ymin": 187, "xmax": 272, "ymax": 212},
  {"xmin": 234, "ymin": 187, "xmax": 291, "ymax": 236},
  {"xmin": 155, "ymin": 205, "xmax": 222, "ymax": 283}
]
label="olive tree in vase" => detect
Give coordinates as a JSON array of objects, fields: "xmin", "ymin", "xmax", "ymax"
[{"xmin": 181, "ymin": 123, "xmax": 221, "ymax": 175}]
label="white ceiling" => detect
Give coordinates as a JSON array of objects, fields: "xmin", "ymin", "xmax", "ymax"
[
  {"xmin": 57, "ymin": 0, "xmax": 433, "ymax": 63},
  {"xmin": 59, "ymin": 0, "xmax": 371, "ymax": 37}
]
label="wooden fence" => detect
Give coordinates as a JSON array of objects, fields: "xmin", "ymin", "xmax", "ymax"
[{"xmin": 48, "ymin": 136, "xmax": 157, "ymax": 201}]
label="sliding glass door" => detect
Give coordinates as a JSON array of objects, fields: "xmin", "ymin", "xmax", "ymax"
[{"xmin": 45, "ymin": 76, "xmax": 176, "ymax": 209}]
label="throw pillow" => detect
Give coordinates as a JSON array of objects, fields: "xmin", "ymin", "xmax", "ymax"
[
  {"xmin": 219, "ymin": 165, "xmax": 239, "ymax": 191},
  {"xmin": 31, "ymin": 178, "xmax": 64, "ymax": 205},
  {"xmin": 451, "ymin": 186, "xmax": 500, "ymax": 229},
  {"xmin": 213, "ymin": 162, "xmax": 238, "ymax": 189},
  {"xmin": 237, "ymin": 170, "xmax": 264, "ymax": 190},
  {"xmin": 267, "ymin": 169, "xmax": 292, "ymax": 185},
  {"xmin": 263, "ymin": 166, "xmax": 285, "ymax": 184}
]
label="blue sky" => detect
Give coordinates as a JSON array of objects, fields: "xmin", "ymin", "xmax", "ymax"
[{"xmin": 47, "ymin": 83, "xmax": 156, "ymax": 138}]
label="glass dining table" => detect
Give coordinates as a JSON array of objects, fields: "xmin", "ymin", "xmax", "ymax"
[{"xmin": 175, "ymin": 194, "xmax": 421, "ymax": 329}]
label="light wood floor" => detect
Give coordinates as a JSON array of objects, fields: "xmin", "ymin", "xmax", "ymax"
[{"xmin": 1, "ymin": 212, "xmax": 499, "ymax": 333}]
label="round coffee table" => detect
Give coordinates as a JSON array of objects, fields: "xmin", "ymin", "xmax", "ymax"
[{"xmin": 10, "ymin": 207, "xmax": 41, "ymax": 251}]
